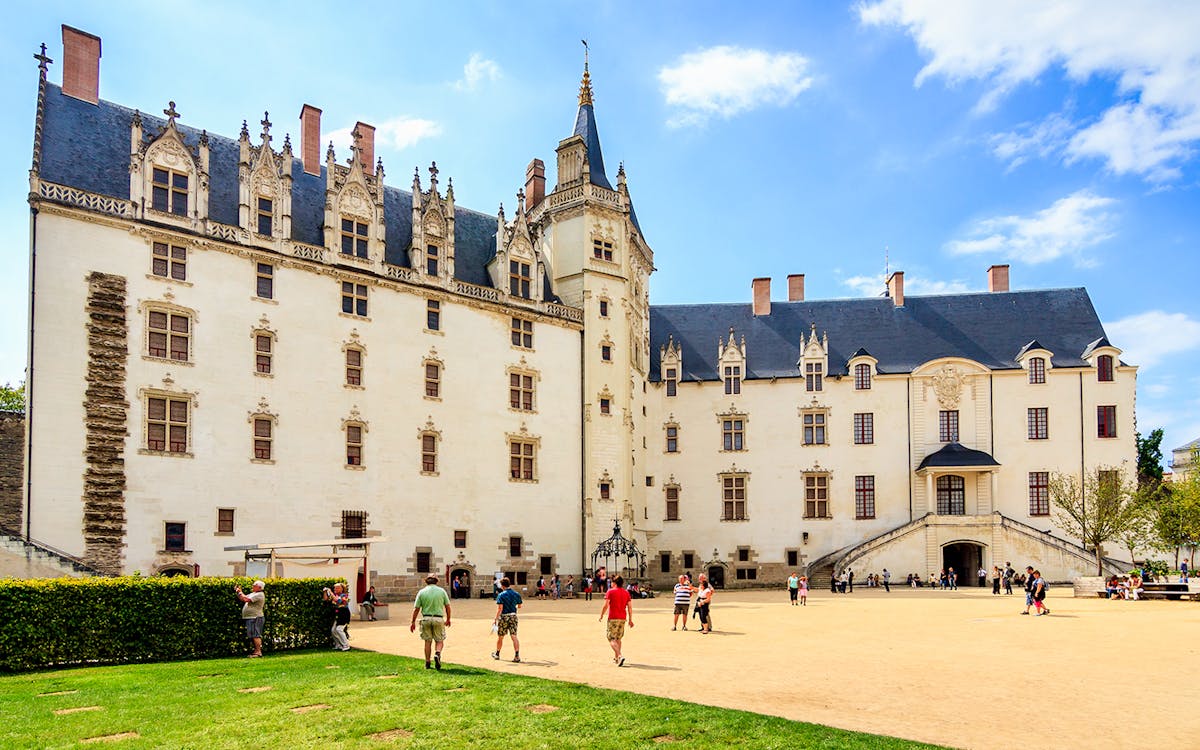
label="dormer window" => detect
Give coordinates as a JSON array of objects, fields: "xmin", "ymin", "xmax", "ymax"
[
  {"xmin": 152, "ymin": 168, "xmax": 188, "ymax": 216},
  {"xmin": 665, "ymin": 367, "xmax": 678, "ymax": 397},
  {"xmin": 724, "ymin": 365, "xmax": 742, "ymax": 395},
  {"xmin": 805, "ymin": 362, "xmax": 823, "ymax": 392},
  {"xmin": 256, "ymin": 198, "xmax": 273, "ymax": 236},
  {"xmin": 341, "ymin": 218, "xmax": 368, "ymax": 258},
  {"xmin": 1028, "ymin": 357, "xmax": 1046, "ymax": 384},
  {"xmin": 510, "ymin": 260, "xmax": 532, "ymax": 298},
  {"xmin": 854, "ymin": 363, "xmax": 871, "ymax": 390},
  {"xmin": 426, "ymin": 245, "xmax": 439, "ymax": 276},
  {"xmin": 1097, "ymin": 355, "xmax": 1114, "ymax": 382}
]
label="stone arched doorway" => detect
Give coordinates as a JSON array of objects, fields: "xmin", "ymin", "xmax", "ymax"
[
  {"xmin": 707, "ymin": 565, "xmax": 726, "ymax": 589},
  {"xmin": 449, "ymin": 567, "xmax": 473, "ymax": 598},
  {"xmin": 942, "ymin": 541, "xmax": 986, "ymax": 586}
]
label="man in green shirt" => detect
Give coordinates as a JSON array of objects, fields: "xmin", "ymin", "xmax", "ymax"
[{"xmin": 410, "ymin": 575, "xmax": 452, "ymax": 669}]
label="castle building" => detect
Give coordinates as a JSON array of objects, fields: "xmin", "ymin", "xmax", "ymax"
[{"xmin": 19, "ymin": 27, "xmax": 1135, "ymax": 593}]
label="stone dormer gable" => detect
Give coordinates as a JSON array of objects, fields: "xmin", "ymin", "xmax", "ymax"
[
  {"xmin": 487, "ymin": 193, "xmax": 545, "ymax": 302},
  {"xmin": 323, "ymin": 128, "xmax": 385, "ymax": 265},
  {"xmin": 660, "ymin": 335, "xmax": 682, "ymax": 382},
  {"xmin": 798, "ymin": 324, "xmax": 828, "ymax": 367},
  {"xmin": 409, "ymin": 163, "xmax": 456, "ymax": 283},
  {"xmin": 130, "ymin": 101, "xmax": 210, "ymax": 228},
  {"xmin": 1015, "ymin": 339, "xmax": 1054, "ymax": 375},
  {"xmin": 718, "ymin": 328, "xmax": 746, "ymax": 367},
  {"xmin": 238, "ymin": 112, "xmax": 294, "ymax": 243}
]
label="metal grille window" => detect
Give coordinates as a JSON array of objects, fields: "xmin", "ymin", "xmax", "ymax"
[
  {"xmin": 853, "ymin": 413, "xmax": 874, "ymax": 445},
  {"xmin": 936, "ymin": 475, "xmax": 966, "ymax": 515},
  {"xmin": 1028, "ymin": 357, "xmax": 1046, "ymax": 384},
  {"xmin": 855, "ymin": 475, "xmax": 875, "ymax": 519},
  {"xmin": 854, "ymin": 363, "xmax": 871, "ymax": 390},
  {"xmin": 152, "ymin": 167, "xmax": 188, "ymax": 216},
  {"xmin": 1028, "ymin": 407, "xmax": 1049, "ymax": 440},
  {"xmin": 1028, "ymin": 472, "xmax": 1049, "ymax": 516},
  {"xmin": 721, "ymin": 475, "xmax": 747, "ymax": 520},
  {"xmin": 152, "ymin": 242, "xmax": 187, "ymax": 280},
  {"xmin": 341, "ymin": 511, "xmax": 365, "ymax": 541},
  {"xmin": 939, "ymin": 410, "xmax": 959, "ymax": 443},
  {"xmin": 804, "ymin": 474, "xmax": 829, "ymax": 518},
  {"xmin": 340, "ymin": 217, "xmax": 368, "ymax": 257},
  {"xmin": 147, "ymin": 397, "xmax": 188, "ymax": 453}
]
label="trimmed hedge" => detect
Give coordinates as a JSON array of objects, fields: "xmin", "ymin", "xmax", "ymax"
[{"xmin": 0, "ymin": 576, "xmax": 342, "ymax": 672}]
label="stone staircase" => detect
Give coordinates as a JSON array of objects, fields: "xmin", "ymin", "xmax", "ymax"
[{"xmin": 0, "ymin": 531, "xmax": 103, "ymax": 578}]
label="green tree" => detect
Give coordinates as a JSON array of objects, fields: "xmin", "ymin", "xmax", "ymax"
[
  {"xmin": 1116, "ymin": 484, "xmax": 1158, "ymax": 564},
  {"xmin": 1135, "ymin": 428, "xmax": 1165, "ymax": 487},
  {"xmin": 1050, "ymin": 466, "xmax": 1138, "ymax": 574},
  {"xmin": 0, "ymin": 381, "xmax": 24, "ymax": 412},
  {"xmin": 1152, "ymin": 453, "xmax": 1200, "ymax": 567}
]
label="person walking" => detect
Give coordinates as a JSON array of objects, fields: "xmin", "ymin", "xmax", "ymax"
[
  {"xmin": 695, "ymin": 578, "xmax": 714, "ymax": 633},
  {"xmin": 583, "ymin": 573, "xmax": 594, "ymax": 601},
  {"xmin": 1003, "ymin": 563, "xmax": 1015, "ymax": 595},
  {"xmin": 991, "ymin": 566, "xmax": 1002, "ymax": 595},
  {"xmin": 491, "ymin": 576, "xmax": 522, "ymax": 663},
  {"xmin": 978, "ymin": 566, "xmax": 987, "ymax": 588},
  {"xmin": 799, "ymin": 575, "xmax": 809, "ymax": 606},
  {"xmin": 1181, "ymin": 559, "xmax": 1190, "ymax": 584},
  {"xmin": 235, "ymin": 580, "xmax": 266, "ymax": 658},
  {"xmin": 1031, "ymin": 570, "xmax": 1050, "ymax": 615},
  {"xmin": 882, "ymin": 568, "xmax": 891, "ymax": 593},
  {"xmin": 1021, "ymin": 566, "xmax": 1037, "ymax": 614},
  {"xmin": 848, "ymin": 569, "xmax": 855, "ymax": 593},
  {"xmin": 787, "ymin": 572, "xmax": 800, "ymax": 606},
  {"xmin": 410, "ymin": 574, "xmax": 452, "ymax": 669},
  {"xmin": 948, "ymin": 567, "xmax": 958, "ymax": 590},
  {"xmin": 323, "ymin": 583, "xmax": 352, "ymax": 651},
  {"xmin": 672, "ymin": 575, "xmax": 694, "ymax": 629},
  {"xmin": 599, "ymin": 574, "xmax": 634, "ymax": 666}
]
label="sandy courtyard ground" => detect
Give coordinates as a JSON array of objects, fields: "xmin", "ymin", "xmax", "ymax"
[{"xmin": 350, "ymin": 586, "xmax": 1200, "ymax": 749}]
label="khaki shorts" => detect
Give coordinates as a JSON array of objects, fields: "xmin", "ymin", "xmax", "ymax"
[
  {"xmin": 606, "ymin": 619, "xmax": 626, "ymax": 641},
  {"xmin": 419, "ymin": 616, "xmax": 446, "ymax": 642},
  {"xmin": 497, "ymin": 613, "xmax": 519, "ymax": 637}
]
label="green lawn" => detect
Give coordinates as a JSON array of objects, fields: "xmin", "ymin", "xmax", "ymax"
[{"xmin": 0, "ymin": 651, "xmax": 945, "ymax": 749}]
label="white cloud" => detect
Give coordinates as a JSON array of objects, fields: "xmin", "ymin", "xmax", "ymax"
[
  {"xmin": 326, "ymin": 117, "xmax": 442, "ymax": 157},
  {"xmin": 842, "ymin": 274, "xmax": 972, "ymax": 297},
  {"xmin": 859, "ymin": 0, "xmax": 1200, "ymax": 181},
  {"xmin": 944, "ymin": 190, "xmax": 1116, "ymax": 265},
  {"xmin": 1105, "ymin": 310, "xmax": 1200, "ymax": 370},
  {"xmin": 989, "ymin": 112, "xmax": 1073, "ymax": 171},
  {"xmin": 454, "ymin": 53, "xmax": 501, "ymax": 92},
  {"xmin": 658, "ymin": 46, "xmax": 813, "ymax": 128}
]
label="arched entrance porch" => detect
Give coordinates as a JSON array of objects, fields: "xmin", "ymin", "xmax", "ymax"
[{"xmin": 942, "ymin": 541, "xmax": 986, "ymax": 586}]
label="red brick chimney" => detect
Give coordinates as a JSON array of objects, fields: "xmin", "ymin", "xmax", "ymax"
[
  {"xmin": 887, "ymin": 271, "xmax": 904, "ymax": 307},
  {"xmin": 355, "ymin": 121, "xmax": 375, "ymax": 176},
  {"xmin": 988, "ymin": 264, "xmax": 1010, "ymax": 293},
  {"xmin": 752, "ymin": 277, "xmax": 771, "ymax": 316},
  {"xmin": 525, "ymin": 159, "xmax": 546, "ymax": 212},
  {"xmin": 787, "ymin": 274, "xmax": 805, "ymax": 302},
  {"xmin": 299, "ymin": 104, "xmax": 322, "ymax": 176},
  {"xmin": 61, "ymin": 25, "xmax": 101, "ymax": 104}
]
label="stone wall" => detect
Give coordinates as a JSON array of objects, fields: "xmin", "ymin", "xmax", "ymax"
[{"xmin": 0, "ymin": 410, "xmax": 24, "ymax": 531}]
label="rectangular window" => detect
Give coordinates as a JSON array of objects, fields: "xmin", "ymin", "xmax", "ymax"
[
  {"xmin": 341, "ymin": 511, "xmax": 366, "ymax": 542},
  {"xmin": 1028, "ymin": 472, "xmax": 1049, "ymax": 516},
  {"xmin": 855, "ymin": 475, "xmax": 876, "ymax": 519},
  {"xmin": 592, "ymin": 238, "xmax": 613, "ymax": 262},
  {"xmin": 425, "ymin": 363, "xmax": 441, "ymax": 398},
  {"xmin": 421, "ymin": 433, "xmax": 437, "ymax": 473},
  {"xmin": 340, "ymin": 218, "xmax": 368, "ymax": 258},
  {"xmin": 426, "ymin": 245, "xmax": 439, "ymax": 276},
  {"xmin": 1097, "ymin": 405, "xmax": 1117, "ymax": 438},
  {"xmin": 724, "ymin": 365, "xmax": 742, "ymax": 395},
  {"xmin": 804, "ymin": 475, "xmax": 829, "ymax": 518},
  {"xmin": 853, "ymin": 413, "xmax": 874, "ymax": 445},
  {"xmin": 147, "ymin": 310, "xmax": 190, "ymax": 362},
  {"xmin": 721, "ymin": 475, "xmax": 747, "ymax": 520},
  {"xmin": 540, "ymin": 556, "xmax": 553, "ymax": 575},
  {"xmin": 939, "ymin": 410, "xmax": 959, "ymax": 443},
  {"xmin": 510, "ymin": 373, "xmax": 535, "ymax": 411},
  {"xmin": 345, "ymin": 349, "xmax": 363, "ymax": 386},
  {"xmin": 256, "ymin": 263, "xmax": 274, "ymax": 299},
  {"xmin": 511, "ymin": 318, "xmax": 533, "ymax": 348},
  {"xmin": 722, "ymin": 419, "xmax": 745, "ymax": 451},
  {"xmin": 253, "ymin": 417, "xmax": 272, "ymax": 460},
  {"xmin": 164, "ymin": 522, "xmax": 186, "ymax": 551},
  {"xmin": 416, "ymin": 551, "xmax": 432, "ymax": 573},
  {"xmin": 1028, "ymin": 357, "xmax": 1046, "ymax": 384},
  {"xmin": 152, "ymin": 242, "xmax": 187, "ymax": 281},
  {"xmin": 738, "ymin": 548, "xmax": 750, "ymax": 562},
  {"xmin": 509, "ymin": 536, "xmax": 522, "ymax": 557},
  {"xmin": 599, "ymin": 397, "xmax": 611, "ymax": 414},
  {"xmin": 1027, "ymin": 407, "xmax": 1049, "ymax": 440},
  {"xmin": 599, "ymin": 482, "xmax": 611, "ymax": 500},
  {"xmin": 805, "ymin": 362, "xmax": 823, "ymax": 392},
  {"xmin": 936, "ymin": 475, "xmax": 966, "ymax": 515},
  {"xmin": 426, "ymin": 300, "xmax": 441, "ymax": 331},
  {"xmin": 665, "ymin": 367, "xmax": 677, "ymax": 397},
  {"xmin": 666, "ymin": 425, "xmax": 678, "ymax": 453},
  {"xmin": 803, "ymin": 412, "xmax": 826, "ymax": 445},
  {"xmin": 854, "ymin": 363, "xmax": 871, "ymax": 390},
  {"xmin": 255, "ymin": 335, "xmax": 272, "ymax": 375},
  {"xmin": 509, "ymin": 261, "xmax": 532, "ymax": 298},
  {"xmin": 601, "ymin": 344, "xmax": 612, "ymax": 362},
  {"xmin": 152, "ymin": 167, "xmax": 188, "ymax": 216},
  {"xmin": 786, "ymin": 550, "xmax": 799, "ymax": 567},
  {"xmin": 736, "ymin": 568, "xmax": 758, "ymax": 580},
  {"xmin": 256, "ymin": 197, "xmax": 273, "ymax": 236},
  {"xmin": 646, "ymin": 476, "xmax": 654, "ymax": 487},
  {"xmin": 341, "ymin": 281, "xmax": 368, "ymax": 317},
  {"xmin": 660, "ymin": 552, "xmax": 671, "ymax": 573},
  {"xmin": 217, "ymin": 508, "xmax": 235, "ymax": 534},
  {"xmin": 454, "ymin": 530, "xmax": 467, "ymax": 548},
  {"xmin": 599, "ymin": 299, "xmax": 609, "ymax": 317},
  {"xmin": 1097, "ymin": 355, "xmax": 1114, "ymax": 382},
  {"xmin": 346, "ymin": 424, "xmax": 364, "ymax": 466},
  {"xmin": 509, "ymin": 439, "xmax": 536, "ymax": 480},
  {"xmin": 147, "ymin": 396, "xmax": 189, "ymax": 453},
  {"xmin": 666, "ymin": 486, "xmax": 679, "ymax": 521}
]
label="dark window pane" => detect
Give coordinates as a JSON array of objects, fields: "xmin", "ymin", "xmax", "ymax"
[{"xmin": 152, "ymin": 186, "xmax": 169, "ymax": 212}]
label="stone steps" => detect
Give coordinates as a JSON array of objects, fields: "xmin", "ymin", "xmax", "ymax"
[{"xmin": 0, "ymin": 534, "xmax": 101, "ymax": 578}]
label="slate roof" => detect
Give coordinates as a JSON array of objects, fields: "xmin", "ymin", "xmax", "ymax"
[
  {"xmin": 649, "ymin": 288, "xmax": 1111, "ymax": 382},
  {"xmin": 38, "ymin": 83, "xmax": 511, "ymax": 291},
  {"xmin": 917, "ymin": 442, "xmax": 1001, "ymax": 471},
  {"xmin": 573, "ymin": 102, "xmax": 612, "ymax": 190}
]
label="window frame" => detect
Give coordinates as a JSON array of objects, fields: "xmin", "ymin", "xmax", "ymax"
[
  {"xmin": 665, "ymin": 484, "xmax": 680, "ymax": 521},
  {"xmin": 1028, "ymin": 471, "xmax": 1050, "ymax": 516},
  {"xmin": 217, "ymin": 508, "xmax": 235, "ymax": 534},
  {"xmin": 853, "ymin": 412, "xmax": 874, "ymax": 445},
  {"xmin": 510, "ymin": 317, "xmax": 534, "ymax": 349},
  {"xmin": 723, "ymin": 365, "xmax": 742, "ymax": 395},
  {"xmin": 592, "ymin": 238, "xmax": 614, "ymax": 262},
  {"xmin": 936, "ymin": 475, "xmax": 966, "ymax": 515},
  {"xmin": 721, "ymin": 417, "xmax": 746, "ymax": 452},
  {"xmin": 805, "ymin": 362, "xmax": 824, "ymax": 392},
  {"xmin": 345, "ymin": 347, "xmax": 364, "ymax": 387},
  {"xmin": 145, "ymin": 394, "xmax": 191, "ymax": 455},
  {"xmin": 665, "ymin": 423, "xmax": 679, "ymax": 453},
  {"xmin": 151, "ymin": 242, "xmax": 187, "ymax": 281},
  {"xmin": 146, "ymin": 308, "xmax": 191, "ymax": 363},
  {"xmin": 509, "ymin": 438, "xmax": 537, "ymax": 482},
  {"xmin": 1097, "ymin": 355, "xmax": 1114, "ymax": 382},
  {"xmin": 802, "ymin": 410, "xmax": 827, "ymax": 446},
  {"xmin": 252, "ymin": 416, "xmax": 273, "ymax": 461},
  {"xmin": 424, "ymin": 362, "xmax": 442, "ymax": 400},
  {"xmin": 254, "ymin": 332, "xmax": 273, "ymax": 376},
  {"xmin": 255, "ymin": 262, "xmax": 274, "ymax": 300},
  {"xmin": 340, "ymin": 217, "xmax": 369, "ymax": 258},
  {"xmin": 420, "ymin": 431, "xmax": 438, "ymax": 475},
  {"xmin": 938, "ymin": 410, "xmax": 959, "ymax": 443},
  {"xmin": 345, "ymin": 422, "xmax": 366, "ymax": 467},
  {"xmin": 854, "ymin": 363, "xmax": 871, "ymax": 390},
  {"xmin": 803, "ymin": 474, "xmax": 829, "ymax": 519},
  {"xmin": 1027, "ymin": 407, "xmax": 1049, "ymax": 440},
  {"xmin": 164, "ymin": 521, "xmax": 187, "ymax": 552},
  {"xmin": 509, "ymin": 260, "xmax": 532, "ymax": 299},
  {"xmin": 1097, "ymin": 405, "xmax": 1117, "ymax": 438},
  {"xmin": 854, "ymin": 475, "xmax": 876, "ymax": 519},
  {"xmin": 256, "ymin": 197, "xmax": 274, "ymax": 236},
  {"xmin": 151, "ymin": 167, "xmax": 189, "ymax": 216},
  {"xmin": 509, "ymin": 371, "xmax": 536, "ymax": 412},
  {"xmin": 341, "ymin": 281, "xmax": 369, "ymax": 318},
  {"xmin": 508, "ymin": 535, "xmax": 523, "ymax": 558},
  {"xmin": 720, "ymin": 474, "xmax": 747, "ymax": 521},
  {"xmin": 1028, "ymin": 356, "xmax": 1046, "ymax": 384}
]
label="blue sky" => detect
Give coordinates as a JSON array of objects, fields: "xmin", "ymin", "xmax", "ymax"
[{"xmin": 1, "ymin": 1, "xmax": 1198, "ymax": 462}]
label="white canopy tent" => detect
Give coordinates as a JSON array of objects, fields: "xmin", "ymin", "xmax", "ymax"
[{"xmin": 224, "ymin": 537, "xmax": 389, "ymax": 612}]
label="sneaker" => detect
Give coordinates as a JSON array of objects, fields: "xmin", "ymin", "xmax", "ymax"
[
  {"xmin": 425, "ymin": 661, "xmax": 432, "ymax": 669},
  {"xmin": 513, "ymin": 656, "xmax": 521, "ymax": 663},
  {"xmin": 434, "ymin": 654, "xmax": 442, "ymax": 670},
  {"xmin": 671, "ymin": 626, "xmax": 677, "ymax": 631},
  {"xmin": 618, "ymin": 656, "xmax": 625, "ymax": 667},
  {"xmin": 682, "ymin": 626, "xmax": 687, "ymax": 630},
  {"xmin": 491, "ymin": 651, "xmax": 500, "ymax": 660},
  {"xmin": 1020, "ymin": 611, "xmax": 1030, "ymax": 615}
]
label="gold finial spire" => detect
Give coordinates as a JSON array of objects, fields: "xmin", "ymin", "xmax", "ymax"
[{"xmin": 579, "ymin": 39, "xmax": 593, "ymax": 106}]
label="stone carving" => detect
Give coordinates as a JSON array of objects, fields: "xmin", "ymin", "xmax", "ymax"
[{"xmin": 932, "ymin": 364, "xmax": 965, "ymax": 410}]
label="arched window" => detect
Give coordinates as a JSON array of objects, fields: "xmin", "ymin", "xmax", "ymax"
[
  {"xmin": 1097, "ymin": 354, "xmax": 1114, "ymax": 382},
  {"xmin": 854, "ymin": 363, "xmax": 871, "ymax": 390},
  {"xmin": 1028, "ymin": 357, "xmax": 1046, "ymax": 384}
]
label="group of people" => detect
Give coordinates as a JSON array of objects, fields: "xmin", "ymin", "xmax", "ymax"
[
  {"xmin": 988, "ymin": 563, "xmax": 1018, "ymax": 595},
  {"xmin": 534, "ymin": 574, "xmax": 577, "ymax": 600},
  {"xmin": 1104, "ymin": 573, "xmax": 1145, "ymax": 600}
]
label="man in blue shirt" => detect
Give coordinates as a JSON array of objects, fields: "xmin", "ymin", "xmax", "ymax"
[{"xmin": 491, "ymin": 576, "xmax": 523, "ymax": 663}]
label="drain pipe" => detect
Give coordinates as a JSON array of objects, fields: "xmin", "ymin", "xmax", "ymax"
[
  {"xmin": 580, "ymin": 328, "xmax": 586, "ymax": 575},
  {"xmin": 24, "ymin": 206, "xmax": 38, "ymax": 541}
]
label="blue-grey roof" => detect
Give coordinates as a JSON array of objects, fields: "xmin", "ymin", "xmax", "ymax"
[
  {"xmin": 917, "ymin": 442, "xmax": 1001, "ymax": 471},
  {"xmin": 649, "ymin": 288, "xmax": 1111, "ymax": 382},
  {"xmin": 38, "ymin": 83, "xmax": 505, "ymax": 290},
  {"xmin": 573, "ymin": 103, "xmax": 612, "ymax": 190}
]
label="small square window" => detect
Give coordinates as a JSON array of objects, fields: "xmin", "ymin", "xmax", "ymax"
[
  {"xmin": 217, "ymin": 508, "xmax": 235, "ymax": 534},
  {"xmin": 416, "ymin": 551, "xmax": 432, "ymax": 573},
  {"xmin": 454, "ymin": 530, "xmax": 467, "ymax": 548},
  {"xmin": 786, "ymin": 550, "xmax": 799, "ymax": 567},
  {"xmin": 152, "ymin": 242, "xmax": 187, "ymax": 281},
  {"xmin": 599, "ymin": 300, "xmax": 609, "ymax": 317},
  {"xmin": 427, "ymin": 300, "xmax": 441, "ymax": 331},
  {"xmin": 341, "ymin": 281, "xmax": 368, "ymax": 317},
  {"xmin": 599, "ymin": 482, "xmax": 611, "ymax": 500},
  {"xmin": 599, "ymin": 397, "xmax": 611, "ymax": 414},
  {"xmin": 683, "ymin": 552, "xmax": 695, "ymax": 569},
  {"xmin": 256, "ymin": 263, "xmax": 274, "ymax": 299},
  {"xmin": 540, "ymin": 556, "xmax": 553, "ymax": 575},
  {"xmin": 645, "ymin": 476, "xmax": 654, "ymax": 487},
  {"xmin": 601, "ymin": 344, "xmax": 612, "ymax": 362},
  {"xmin": 511, "ymin": 318, "xmax": 533, "ymax": 348},
  {"xmin": 164, "ymin": 522, "xmax": 186, "ymax": 552},
  {"xmin": 738, "ymin": 548, "xmax": 749, "ymax": 562},
  {"xmin": 509, "ymin": 536, "xmax": 523, "ymax": 558}
]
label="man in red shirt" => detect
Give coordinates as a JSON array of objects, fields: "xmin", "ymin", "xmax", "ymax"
[{"xmin": 598, "ymin": 574, "xmax": 634, "ymax": 666}]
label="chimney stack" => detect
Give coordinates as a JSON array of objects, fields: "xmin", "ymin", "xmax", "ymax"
[
  {"xmin": 887, "ymin": 271, "xmax": 905, "ymax": 307},
  {"xmin": 752, "ymin": 277, "xmax": 771, "ymax": 316},
  {"xmin": 787, "ymin": 274, "xmax": 805, "ymax": 302},
  {"xmin": 355, "ymin": 121, "xmax": 375, "ymax": 176},
  {"xmin": 61, "ymin": 25, "xmax": 101, "ymax": 104},
  {"xmin": 299, "ymin": 104, "xmax": 322, "ymax": 176},
  {"xmin": 525, "ymin": 159, "xmax": 546, "ymax": 212},
  {"xmin": 988, "ymin": 264, "xmax": 1010, "ymax": 293}
]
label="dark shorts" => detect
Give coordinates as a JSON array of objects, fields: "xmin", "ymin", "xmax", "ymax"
[
  {"xmin": 673, "ymin": 603, "xmax": 689, "ymax": 615},
  {"xmin": 244, "ymin": 616, "xmax": 264, "ymax": 639}
]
